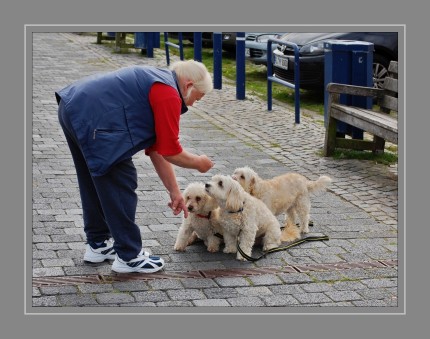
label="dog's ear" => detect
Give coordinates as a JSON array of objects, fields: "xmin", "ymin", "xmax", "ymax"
[
  {"xmin": 248, "ymin": 176, "xmax": 256, "ymax": 195},
  {"xmin": 225, "ymin": 180, "xmax": 244, "ymax": 212}
]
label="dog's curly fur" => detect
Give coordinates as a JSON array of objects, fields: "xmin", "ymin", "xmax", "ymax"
[
  {"xmin": 174, "ymin": 182, "xmax": 223, "ymax": 253},
  {"xmin": 205, "ymin": 174, "xmax": 281, "ymax": 261},
  {"xmin": 232, "ymin": 166, "xmax": 332, "ymax": 241}
]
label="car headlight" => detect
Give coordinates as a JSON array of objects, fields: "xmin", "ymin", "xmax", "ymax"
[
  {"xmin": 255, "ymin": 34, "xmax": 277, "ymax": 43},
  {"xmin": 300, "ymin": 41, "xmax": 325, "ymax": 55}
]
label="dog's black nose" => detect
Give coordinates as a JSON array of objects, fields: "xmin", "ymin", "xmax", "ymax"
[
  {"xmin": 187, "ymin": 206, "xmax": 193, "ymax": 212},
  {"xmin": 205, "ymin": 183, "xmax": 211, "ymax": 188}
]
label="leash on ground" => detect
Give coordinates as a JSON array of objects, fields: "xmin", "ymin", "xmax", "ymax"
[
  {"xmin": 215, "ymin": 217, "xmax": 326, "ymax": 262},
  {"xmin": 236, "ymin": 233, "xmax": 329, "ymax": 262}
]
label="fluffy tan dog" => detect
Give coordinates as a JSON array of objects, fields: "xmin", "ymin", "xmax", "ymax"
[
  {"xmin": 174, "ymin": 182, "xmax": 223, "ymax": 253},
  {"xmin": 205, "ymin": 174, "xmax": 281, "ymax": 261},
  {"xmin": 232, "ymin": 167, "xmax": 332, "ymax": 241}
]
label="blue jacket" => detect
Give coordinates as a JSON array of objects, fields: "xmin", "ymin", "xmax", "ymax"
[{"xmin": 56, "ymin": 66, "xmax": 188, "ymax": 176}]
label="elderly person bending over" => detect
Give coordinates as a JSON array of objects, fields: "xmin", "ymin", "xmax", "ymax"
[{"xmin": 56, "ymin": 60, "xmax": 214, "ymax": 273}]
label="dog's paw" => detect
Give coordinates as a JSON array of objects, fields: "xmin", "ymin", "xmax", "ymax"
[
  {"xmin": 207, "ymin": 245, "xmax": 219, "ymax": 253},
  {"xmin": 223, "ymin": 246, "xmax": 237, "ymax": 254},
  {"xmin": 173, "ymin": 245, "xmax": 186, "ymax": 252},
  {"xmin": 262, "ymin": 242, "xmax": 279, "ymax": 251},
  {"xmin": 236, "ymin": 253, "xmax": 248, "ymax": 261}
]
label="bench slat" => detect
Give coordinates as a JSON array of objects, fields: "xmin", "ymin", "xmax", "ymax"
[
  {"xmin": 380, "ymin": 95, "xmax": 398, "ymax": 112},
  {"xmin": 330, "ymin": 105, "xmax": 398, "ymax": 144},
  {"xmin": 383, "ymin": 77, "xmax": 398, "ymax": 93}
]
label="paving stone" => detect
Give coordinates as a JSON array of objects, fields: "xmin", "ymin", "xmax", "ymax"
[
  {"xmin": 58, "ymin": 294, "xmax": 99, "ymax": 306},
  {"xmin": 325, "ymin": 290, "xmax": 362, "ymax": 302},
  {"xmin": 203, "ymin": 287, "xmax": 240, "ymax": 299},
  {"xmin": 193, "ymin": 299, "xmax": 230, "ymax": 307},
  {"xmin": 293, "ymin": 293, "xmax": 333, "ymax": 304},
  {"xmin": 112, "ymin": 281, "xmax": 150, "ymax": 292},
  {"xmin": 132, "ymin": 291, "xmax": 170, "ymax": 303},
  {"xmin": 39, "ymin": 285, "xmax": 78, "ymax": 295},
  {"xmin": 235, "ymin": 286, "xmax": 273, "ymax": 296},
  {"xmin": 227, "ymin": 296, "xmax": 266, "ymax": 307},
  {"xmin": 156, "ymin": 300, "xmax": 194, "ymax": 307},
  {"xmin": 181, "ymin": 278, "xmax": 218, "ymax": 289},
  {"xmin": 167, "ymin": 289, "xmax": 206, "ymax": 301},
  {"xmin": 147, "ymin": 279, "xmax": 184, "ymax": 290},
  {"xmin": 96, "ymin": 292, "xmax": 135, "ymax": 304},
  {"xmin": 301, "ymin": 283, "xmax": 334, "ymax": 293},
  {"xmin": 32, "ymin": 296, "xmax": 59, "ymax": 307},
  {"xmin": 78, "ymin": 284, "xmax": 114, "ymax": 294},
  {"xmin": 213, "ymin": 277, "xmax": 251, "ymax": 287},
  {"xmin": 261, "ymin": 295, "xmax": 300, "ymax": 306},
  {"xmin": 247, "ymin": 274, "xmax": 283, "ymax": 286}
]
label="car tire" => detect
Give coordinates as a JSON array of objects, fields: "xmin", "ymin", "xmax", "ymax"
[{"xmin": 373, "ymin": 54, "xmax": 390, "ymax": 89}]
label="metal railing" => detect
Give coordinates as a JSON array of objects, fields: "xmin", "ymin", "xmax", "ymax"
[
  {"xmin": 267, "ymin": 38, "xmax": 301, "ymax": 124},
  {"xmin": 163, "ymin": 32, "xmax": 184, "ymax": 65}
]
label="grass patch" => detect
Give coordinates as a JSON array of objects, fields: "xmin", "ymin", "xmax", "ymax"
[{"xmin": 331, "ymin": 149, "xmax": 398, "ymax": 165}]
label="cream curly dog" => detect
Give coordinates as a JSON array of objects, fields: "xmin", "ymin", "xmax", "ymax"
[
  {"xmin": 174, "ymin": 182, "xmax": 223, "ymax": 253},
  {"xmin": 205, "ymin": 174, "xmax": 281, "ymax": 261},
  {"xmin": 232, "ymin": 166, "xmax": 332, "ymax": 241}
]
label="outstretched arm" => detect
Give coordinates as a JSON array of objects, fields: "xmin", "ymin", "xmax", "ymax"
[
  {"xmin": 149, "ymin": 151, "xmax": 188, "ymax": 218},
  {"xmin": 163, "ymin": 149, "xmax": 214, "ymax": 173}
]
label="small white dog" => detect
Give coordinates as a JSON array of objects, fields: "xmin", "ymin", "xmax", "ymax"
[
  {"xmin": 232, "ymin": 166, "xmax": 332, "ymax": 241},
  {"xmin": 205, "ymin": 174, "xmax": 281, "ymax": 261},
  {"xmin": 174, "ymin": 182, "xmax": 223, "ymax": 253}
]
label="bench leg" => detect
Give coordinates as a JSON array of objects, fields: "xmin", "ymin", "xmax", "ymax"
[
  {"xmin": 372, "ymin": 136, "xmax": 386, "ymax": 155},
  {"xmin": 324, "ymin": 116, "xmax": 337, "ymax": 156}
]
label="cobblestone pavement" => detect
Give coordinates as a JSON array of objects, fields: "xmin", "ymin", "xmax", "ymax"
[{"xmin": 31, "ymin": 33, "xmax": 399, "ymax": 310}]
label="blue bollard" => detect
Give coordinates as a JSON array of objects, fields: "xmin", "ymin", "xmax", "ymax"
[
  {"xmin": 324, "ymin": 40, "xmax": 374, "ymax": 138},
  {"xmin": 146, "ymin": 33, "xmax": 154, "ymax": 58},
  {"xmin": 236, "ymin": 32, "xmax": 245, "ymax": 100},
  {"xmin": 213, "ymin": 32, "xmax": 222, "ymax": 89},
  {"xmin": 193, "ymin": 32, "xmax": 202, "ymax": 62}
]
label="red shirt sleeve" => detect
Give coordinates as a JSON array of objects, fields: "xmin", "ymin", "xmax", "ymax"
[{"xmin": 145, "ymin": 83, "xmax": 183, "ymax": 156}]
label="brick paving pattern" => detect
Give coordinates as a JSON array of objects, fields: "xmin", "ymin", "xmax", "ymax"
[{"xmin": 31, "ymin": 33, "xmax": 399, "ymax": 309}]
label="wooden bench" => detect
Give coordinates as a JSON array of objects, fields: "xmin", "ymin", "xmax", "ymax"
[{"xmin": 323, "ymin": 60, "xmax": 398, "ymax": 156}]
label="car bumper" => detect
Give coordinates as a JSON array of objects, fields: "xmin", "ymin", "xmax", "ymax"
[
  {"xmin": 272, "ymin": 50, "xmax": 325, "ymax": 89},
  {"xmin": 245, "ymin": 41, "xmax": 278, "ymax": 65}
]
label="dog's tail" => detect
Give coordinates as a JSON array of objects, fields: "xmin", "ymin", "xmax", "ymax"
[{"xmin": 307, "ymin": 175, "xmax": 332, "ymax": 194}]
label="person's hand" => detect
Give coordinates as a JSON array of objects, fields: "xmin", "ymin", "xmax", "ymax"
[
  {"xmin": 168, "ymin": 191, "xmax": 189, "ymax": 218},
  {"xmin": 197, "ymin": 155, "xmax": 214, "ymax": 173}
]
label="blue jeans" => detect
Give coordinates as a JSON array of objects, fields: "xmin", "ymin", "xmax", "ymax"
[{"xmin": 58, "ymin": 101, "xmax": 142, "ymax": 261}]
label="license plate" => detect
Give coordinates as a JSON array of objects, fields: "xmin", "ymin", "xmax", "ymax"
[
  {"xmin": 274, "ymin": 55, "xmax": 289, "ymax": 70},
  {"xmin": 245, "ymin": 48, "xmax": 250, "ymax": 57}
]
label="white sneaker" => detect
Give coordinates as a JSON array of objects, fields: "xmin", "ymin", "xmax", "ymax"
[
  {"xmin": 83, "ymin": 240, "xmax": 116, "ymax": 263},
  {"xmin": 111, "ymin": 250, "xmax": 165, "ymax": 273}
]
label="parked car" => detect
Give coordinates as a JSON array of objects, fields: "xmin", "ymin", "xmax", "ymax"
[
  {"xmin": 199, "ymin": 32, "xmax": 239, "ymax": 51},
  {"xmin": 245, "ymin": 32, "xmax": 285, "ymax": 65},
  {"xmin": 272, "ymin": 32, "xmax": 398, "ymax": 90}
]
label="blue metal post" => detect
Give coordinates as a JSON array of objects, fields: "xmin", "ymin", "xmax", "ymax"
[
  {"xmin": 267, "ymin": 40, "xmax": 273, "ymax": 111},
  {"xmin": 164, "ymin": 32, "xmax": 171, "ymax": 65},
  {"xmin": 178, "ymin": 33, "xmax": 184, "ymax": 60},
  {"xmin": 146, "ymin": 32, "xmax": 154, "ymax": 58},
  {"xmin": 267, "ymin": 38, "xmax": 301, "ymax": 124},
  {"xmin": 236, "ymin": 32, "xmax": 245, "ymax": 100},
  {"xmin": 213, "ymin": 32, "xmax": 222, "ymax": 89},
  {"xmin": 193, "ymin": 32, "xmax": 202, "ymax": 61},
  {"xmin": 293, "ymin": 47, "xmax": 300, "ymax": 124}
]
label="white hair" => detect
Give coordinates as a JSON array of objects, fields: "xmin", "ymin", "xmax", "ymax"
[{"xmin": 170, "ymin": 60, "xmax": 213, "ymax": 95}]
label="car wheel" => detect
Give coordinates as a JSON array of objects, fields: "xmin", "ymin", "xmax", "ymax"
[{"xmin": 373, "ymin": 54, "xmax": 390, "ymax": 89}]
